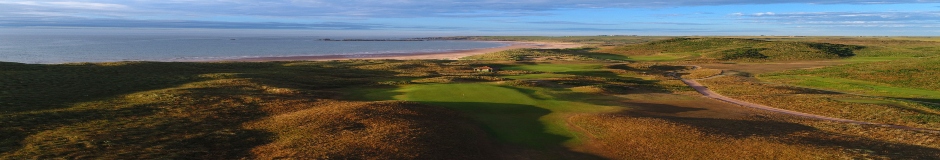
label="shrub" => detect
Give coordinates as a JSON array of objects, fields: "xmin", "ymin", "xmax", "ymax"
[{"xmin": 720, "ymin": 48, "xmax": 769, "ymax": 60}]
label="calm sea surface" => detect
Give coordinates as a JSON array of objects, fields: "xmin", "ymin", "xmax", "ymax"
[{"xmin": 0, "ymin": 35, "xmax": 506, "ymax": 64}]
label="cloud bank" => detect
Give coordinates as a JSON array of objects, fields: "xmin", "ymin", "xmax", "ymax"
[{"xmin": 0, "ymin": 0, "xmax": 938, "ymax": 35}]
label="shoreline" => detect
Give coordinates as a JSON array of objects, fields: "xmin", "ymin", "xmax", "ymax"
[{"xmin": 222, "ymin": 41, "xmax": 583, "ymax": 62}]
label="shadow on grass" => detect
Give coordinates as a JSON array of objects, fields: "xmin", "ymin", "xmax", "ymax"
[
  {"xmin": 415, "ymin": 101, "xmax": 604, "ymax": 159},
  {"xmin": 616, "ymin": 102, "xmax": 940, "ymax": 159},
  {"xmin": 0, "ymin": 62, "xmax": 314, "ymax": 112},
  {"xmin": 557, "ymin": 70, "xmax": 622, "ymax": 78},
  {"xmin": 893, "ymin": 97, "xmax": 940, "ymax": 107}
]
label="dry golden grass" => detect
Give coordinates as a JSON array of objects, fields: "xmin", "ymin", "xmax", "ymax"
[
  {"xmin": 683, "ymin": 68, "xmax": 723, "ymax": 79},
  {"xmin": 564, "ymin": 95, "xmax": 940, "ymax": 159},
  {"xmin": 571, "ymin": 115, "xmax": 848, "ymax": 159},
  {"xmin": 699, "ymin": 75, "xmax": 940, "ymax": 130},
  {"xmin": 245, "ymin": 100, "xmax": 497, "ymax": 159},
  {"xmin": 695, "ymin": 61, "xmax": 848, "ymax": 74},
  {"xmin": 0, "ymin": 61, "xmax": 503, "ymax": 159}
]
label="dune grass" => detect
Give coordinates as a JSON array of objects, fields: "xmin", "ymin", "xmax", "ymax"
[
  {"xmin": 597, "ymin": 38, "xmax": 864, "ymax": 61},
  {"xmin": 701, "ymin": 75, "xmax": 940, "ymax": 129},
  {"xmin": 0, "ymin": 60, "xmax": 503, "ymax": 159},
  {"xmin": 627, "ymin": 54, "xmax": 693, "ymax": 61}
]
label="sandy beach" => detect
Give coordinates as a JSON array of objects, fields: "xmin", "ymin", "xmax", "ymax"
[{"xmin": 226, "ymin": 41, "xmax": 583, "ymax": 62}]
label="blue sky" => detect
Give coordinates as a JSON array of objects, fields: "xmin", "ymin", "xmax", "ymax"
[{"xmin": 1, "ymin": 0, "xmax": 938, "ymax": 36}]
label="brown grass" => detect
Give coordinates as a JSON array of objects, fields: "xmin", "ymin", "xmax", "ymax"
[
  {"xmin": 571, "ymin": 115, "xmax": 848, "ymax": 159},
  {"xmin": 695, "ymin": 61, "xmax": 848, "ymax": 74},
  {"xmin": 683, "ymin": 68, "xmax": 723, "ymax": 79},
  {"xmin": 567, "ymin": 95, "xmax": 940, "ymax": 159},
  {"xmin": 245, "ymin": 100, "xmax": 497, "ymax": 159},
  {"xmin": 698, "ymin": 75, "xmax": 940, "ymax": 130}
]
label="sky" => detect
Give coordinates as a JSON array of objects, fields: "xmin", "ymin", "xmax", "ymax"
[{"xmin": 1, "ymin": 0, "xmax": 939, "ymax": 36}]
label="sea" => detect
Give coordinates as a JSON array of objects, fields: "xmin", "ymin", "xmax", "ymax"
[{"xmin": 0, "ymin": 30, "xmax": 507, "ymax": 64}]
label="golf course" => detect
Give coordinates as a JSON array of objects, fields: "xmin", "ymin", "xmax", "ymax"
[{"xmin": 3, "ymin": 37, "xmax": 940, "ymax": 159}]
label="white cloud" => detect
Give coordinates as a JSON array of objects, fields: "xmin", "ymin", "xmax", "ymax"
[
  {"xmin": 0, "ymin": 1, "xmax": 128, "ymax": 10},
  {"xmin": 734, "ymin": 11, "xmax": 940, "ymax": 28},
  {"xmin": 754, "ymin": 12, "xmax": 775, "ymax": 16}
]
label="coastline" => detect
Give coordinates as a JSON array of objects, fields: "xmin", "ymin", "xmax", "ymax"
[{"xmin": 223, "ymin": 41, "xmax": 583, "ymax": 62}]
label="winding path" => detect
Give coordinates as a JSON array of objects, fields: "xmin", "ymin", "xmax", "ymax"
[{"xmin": 676, "ymin": 70, "xmax": 940, "ymax": 134}]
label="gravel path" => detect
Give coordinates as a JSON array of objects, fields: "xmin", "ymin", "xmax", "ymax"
[{"xmin": 678, "ymin": 72, "xmax": 940, "ymax": 134}]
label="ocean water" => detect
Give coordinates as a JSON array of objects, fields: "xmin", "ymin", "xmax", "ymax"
[{"xmin": 0, "ymin": 34, "xmax": 507, "ymax": 64}]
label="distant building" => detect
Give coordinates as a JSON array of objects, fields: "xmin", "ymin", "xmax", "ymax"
[{"xmin": 473, "ymin": 66, "xmax": 497, "ymax": 72}]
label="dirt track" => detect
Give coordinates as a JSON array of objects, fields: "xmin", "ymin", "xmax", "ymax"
[{"xmin": 679, "ymin": 75, "xmax": 940, "ymax": 134}]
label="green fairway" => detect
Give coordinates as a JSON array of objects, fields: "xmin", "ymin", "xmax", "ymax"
[
  {"xmin": 760, "ymin": 75, "xmax": 940, "ymax": 101},
  {"xmin": 351, "ymin": 83, "xmax": 619, "ymax": 148},
  {"xmin": 841, "ymin": 57, "xmax": 918, "ymax": 62},
  {"xmin": 502, "ymin": 73, "xmax": 574, "ymax": 79},
  {"xmin": 502, "ymin": 63, "xmax": 633, "ymax": 79}
]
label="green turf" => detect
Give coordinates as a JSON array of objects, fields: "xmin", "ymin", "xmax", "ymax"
[
  {"xmin": 627, "ymin": 53, "xmax": 695, "ymax": 61},
  {"xmin": 760, "ymin": 75, "xmax": 940, "ymax": 100},
  {"xmin": 834, "ymin": 98, "xmax": 903, "ymax": 106},
  {"xmin": 841, "ymin": 57, "xmax": 917, "ymax": 62},
  {"xmin": 351, "ymin": 83, "xmax": 619, "ymax": 148},
  {"xmin": 502, "ymin": 73, "xmax": 574, "ymax": 79},
  {"xmin": 503, "ymin": 63, "xmax": 604, "ymax": 72}
]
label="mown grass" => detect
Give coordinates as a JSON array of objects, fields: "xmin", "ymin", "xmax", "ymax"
[
  {"xmin": 761, "ymin": 75, "xmax": 940, "ymax": 102},
  {"xmin": 502, "ymin": 73, "xmax": 573, "ymax": 80},
  {"xmin": 760, "ymin": 57, "xmax": 940, "ymax": 103},
  {"xmin": 370, "ymin": 84, "xmax": 617, "ymax": 146}
]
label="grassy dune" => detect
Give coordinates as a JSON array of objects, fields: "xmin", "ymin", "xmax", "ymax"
[
  {"xmin": 599, "ymin": 38, "xmax": 863, "ymax": 61},
  {"xmin": 0, "ymin": 61, "xmax": 496, "ymax": 159}
]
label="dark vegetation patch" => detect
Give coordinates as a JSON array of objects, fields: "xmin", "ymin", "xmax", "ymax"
[
  {"xmin": 0, "ymin": 60, "xmax": 499, "ymax": 159},
  {"xmin": 599, "ymin": 38, "xmax": 865, "ymax": 61},
  {"xmin": 460, "ymin": 48, "xmax": 606, "ymax": 61},
  {"xmin": 245, "ymin": 101, "xmax": 497, "ymax": 159},
  {"xmin": 719, "ymin": 47, "xmax": 769, "ymax": 60},
  {"xmin": 454, "ymin": 36, "xmax": 671, "ymax": 46}
]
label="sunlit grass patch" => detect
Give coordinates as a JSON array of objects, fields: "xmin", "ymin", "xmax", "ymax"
[
  {"xmin": 761, "ymin": 75, "xmax": 940, "ymax": 100},
  {"xmin": 503, "ymin": 63, "xmax": 604, "ymax": 72},
  {"xmin": 502, "ymin": 73, "xmax": 573, "ymax": 79},
  {"xmin": 349, "ymin": 83, "xmax": 621, "ymax": 149},
  {"xmin": 627, "ymin": 53, "xmax": 692, "ymax": 61}
]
